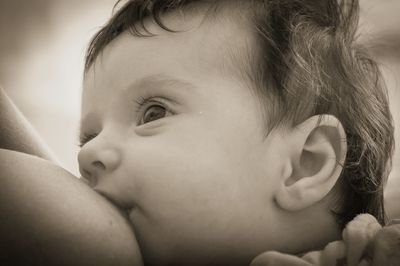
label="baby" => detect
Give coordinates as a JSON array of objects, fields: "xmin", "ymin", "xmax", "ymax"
[
  {"xmin": 0, "ymin": 0, "xmax": 395, "ymax": 265},
  {"xmin": 77, "ymin": 0, "xmax": 394, "ymax": 265}
]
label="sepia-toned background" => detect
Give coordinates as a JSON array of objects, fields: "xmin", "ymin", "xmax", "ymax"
[{"xmin": 0, "ymin": 0, "xmax": 399, "ymax": 209}]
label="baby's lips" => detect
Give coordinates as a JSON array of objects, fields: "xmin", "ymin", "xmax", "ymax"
[{"xmin": 93, "ymin": 187, "xmax": 134, "ymax": 211}]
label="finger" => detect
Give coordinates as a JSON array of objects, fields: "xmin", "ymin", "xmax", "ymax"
[
  {"xmin": 342, "ymin": 214, "xmax": 382, "ymax": 266},
  {"xmin": 370, "ymin": 224, "xmax": 400, "ymax": 266},
  {"xmin": 301, "ymin": 251, "xmax": 322, "ymax": 265},
  {"xmin": 320, "ymin": 240, "xmax": 346, "ymax": 266},
  {"xmin": 251, "ymin": 251, "xmax": 313, "ymax": 266}
]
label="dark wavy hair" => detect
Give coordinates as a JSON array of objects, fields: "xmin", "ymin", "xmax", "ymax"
[{"xmin": 84, "ymin": 0, "xmax": 394, "ymax": 228}]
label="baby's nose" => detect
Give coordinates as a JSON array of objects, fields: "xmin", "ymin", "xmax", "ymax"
[{"xmin": 78, "ymin": 146, "xmax": 121, "ymax": 186}]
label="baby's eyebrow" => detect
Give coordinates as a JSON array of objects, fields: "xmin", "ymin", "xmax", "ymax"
[{"xmin": 128, "ymin": 74, "xmax": 197, "ymax": 94}]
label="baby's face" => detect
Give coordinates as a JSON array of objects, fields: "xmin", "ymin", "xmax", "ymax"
[{"xmin": 79, "ymin": 13, "xmax": 284, "ymax": 265}]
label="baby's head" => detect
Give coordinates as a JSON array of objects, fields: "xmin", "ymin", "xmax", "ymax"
[{"xmin": 78, "ymin": 0, "xmax": 394, "ymax": 265}]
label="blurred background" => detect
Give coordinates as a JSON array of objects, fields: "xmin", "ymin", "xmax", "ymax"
[
  {"xmin": 0, "ymin": 0, "xmax": 114, "ymax": 175},
  {"xmin": 0, "ymin": 0, "xmax": 399, "ymax": 211}
]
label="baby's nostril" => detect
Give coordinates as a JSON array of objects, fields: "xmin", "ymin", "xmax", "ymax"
[{"xmin": 92, "ymin": 160, "xmax": 105, "ymax": 170}]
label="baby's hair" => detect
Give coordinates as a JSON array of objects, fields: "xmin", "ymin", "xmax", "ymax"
[{"xmin": 84, "ymin": 0, "xmax": 394, "ymax": 228}]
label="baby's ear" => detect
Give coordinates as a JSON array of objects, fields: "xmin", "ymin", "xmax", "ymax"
[{"xmin": 275, "ymin": 115, "xmax": 347, "ymax": 211}]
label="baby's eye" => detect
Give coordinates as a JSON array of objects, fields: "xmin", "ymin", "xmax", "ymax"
[
  {"xmin": 135, "ymin": 96, "xmax": 174, "ymax": 126},
  {"xmin": 141, "ymin": 105, "xmax": 166, "ymax": 124}
]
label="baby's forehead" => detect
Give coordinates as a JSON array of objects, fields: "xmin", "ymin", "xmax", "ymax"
[{"xmin": 87, "ymin": 4, "xmax": 256, "ymax": 87}]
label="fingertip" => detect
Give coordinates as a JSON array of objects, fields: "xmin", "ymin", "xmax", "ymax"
[
  {"xmin": 251, "ymin": 251, "xmax": 313, "ymax": 266},
  {"xmin": 250, "ymin": 251, "xmax": 276, "ymax": 266},
  {"xmin": 321, "ymin": 241, "xmax": 346, "ymax": 266}
]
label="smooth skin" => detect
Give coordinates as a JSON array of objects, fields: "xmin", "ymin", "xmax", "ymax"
[{"xmin": 0, "ymin": 149, "xmax": 143, "ymax": 266}]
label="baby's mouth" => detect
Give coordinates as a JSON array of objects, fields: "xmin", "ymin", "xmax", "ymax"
[{"xmin": 93, "ymin": 188, "xmax": 134, "ymax": 219}]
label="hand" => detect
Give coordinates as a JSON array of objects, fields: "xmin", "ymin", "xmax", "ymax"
[
  {"xmin": 367, "ymin": 220, "xmax": 400, "ymax": 266},
  {"xmin": 341, "ymin": 213, "xmax": 382, "ymax": 265},
  {"xmin": 250, "ymin": 241, "xmax": 346, "ymax": 266}
]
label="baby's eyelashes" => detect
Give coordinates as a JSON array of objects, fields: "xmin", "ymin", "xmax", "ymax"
[{"xmin": 79, "ymin": 132, "xmax": 98, "ymax": 148}]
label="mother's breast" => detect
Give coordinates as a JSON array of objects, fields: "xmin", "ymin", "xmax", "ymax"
[{"xmin": 0, "ymin": 149, "xmax": 143, "ymax": 266}]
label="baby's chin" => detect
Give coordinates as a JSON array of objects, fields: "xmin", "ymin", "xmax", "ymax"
[{"xmin": 0, "ymin": 150, "xmax": 143, "ymax": 266}]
